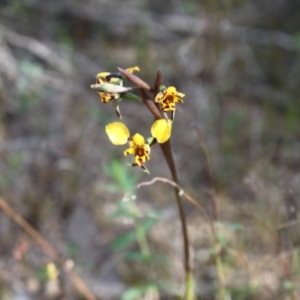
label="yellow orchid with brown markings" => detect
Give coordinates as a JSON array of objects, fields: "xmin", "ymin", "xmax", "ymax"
[
  {"xmin": 105, "ymin": 122, "xmax": 150, "ymax": 172},
  {"xmin": 105, "ymin": 119, "xmax": 172, "ymax": 173},
  {"xmin": 91, "ymin": 66, "xmax": 195, "ymax": 300},
  {"xmin": 91, "ymin": 67, "xmax": 141, "ymax": 118},
  {"xmin": 155, "ymin": 86, "xmax": 185, "ymax": 113},
  {"xmin": 91, "ymin": 66, "xmax": 185, "ymax": 172}
]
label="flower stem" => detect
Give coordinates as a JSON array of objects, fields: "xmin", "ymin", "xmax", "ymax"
[
  {"xmin": 185, "ymin": 271, "xmax": 195, "ymax": 300},
  {"xmin": 140, "ymin": 70, "xmax": 192, "ymax": 296},
  {"xmin": 160, "ymin": 140, "xmax": 191, "ymax": 274}
]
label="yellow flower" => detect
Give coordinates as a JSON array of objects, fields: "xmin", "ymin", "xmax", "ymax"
[
  {"xmin": 124, "ymin": 66, "xmax": 140, "ymax": 73},
  {"xmin": 124, "ymin": 133, "xmax": 151, "ymax": 169},
  {"xmin": 155, "ymin": 86, "xmax": 185, "ymax": 112},
  {"xmin": 96, "ymin": 77, "xmax": 105, "ymax": 85},
  {"xmin": 105, "ymin": 122, "xmax": 150, "ymax": 172},
  {"xmin": 96, "ymin": 66, "xmax": 140, "ymax": 83},
  {"xmin": 151, "ymin": 119, "xmax": 172, "ymax": 143},
  {"xmin": 97, "ymin": 91, "xmax": 120, "ymax": 103},
  {"xmin": 105, "ymin": 118, "xmax": 172, "ymax": 171}
]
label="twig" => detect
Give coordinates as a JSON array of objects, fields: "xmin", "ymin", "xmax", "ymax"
[{"xmin": 136, "ymin": 176, "xmax": 218, "ymax": 241}]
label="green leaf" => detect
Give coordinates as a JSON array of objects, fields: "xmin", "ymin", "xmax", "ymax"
[
  {"xmin": 122, "ymin": 92, "xmax": 142, "ymax": 102},
  {"xmin": 121, "ymin": 283, "xmax": 158, "ymax": 300},
  {"xmin": 108, "ymin": 200, "xmax": 139, "ymax": 220},
  {"xmin": 145, "ymin": 210, "xmax": 162, "ymax": 219},
  {"xmin": 227, "ymin": 223, "xmax": 244, "ymax": 231},
  {"xmin": 111, "ymin": 219, "xmax": 157, "ymax": 251},
  {"xmin": 35, "ymin": 268, "xmax": 49, "ymax": 282},
  {"xmin": 122, "ymin": 287, "xmax": 145, "ymax": 300},
  {"xmin": 111, "ymin": 230, "xmax": 137, "ymax": 251},
  {"xmin": 125, "ymin": 252, "xmax": 170, "ymax": 265},
  {"xmin": 103, "ymin": 160, "xmax": 140, "ymax": 192},
  {"xmin": 137, "ymin": 219, "xmax": 157, "ymax": 235},
  {"xmin": 19, "ymin": 60, "xmax": 43, "ymax": 78},
  {"xmin": 283, "ymin": 280, "xmax": 294, "ymax": 290}
]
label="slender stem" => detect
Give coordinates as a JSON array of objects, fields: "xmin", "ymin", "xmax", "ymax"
[
  {"xmin": 160, "ymin": 140, "xmax": 191, "ymax": 273},
  {"xmin": 215, "ymin": 246, "xmax": 226, "ymax": 300},
  {"xmin": 140, "ymin": 89, "xmax": 162, "ymax": 119},
  {"xmin": 134, "ymin": 214, "xmax": 151, "ymax": 258},
  {"xmin": 139, "ymin": 71, "xmax": 191, "ymax": 289},
  {"xmin": 185, "ymin": 271, "xmax": 194, "ymax": 299}
]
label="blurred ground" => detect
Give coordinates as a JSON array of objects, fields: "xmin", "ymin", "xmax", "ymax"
[{"xmin": 0, "ymin": 0, "xmax": 300, "ymax": 299}]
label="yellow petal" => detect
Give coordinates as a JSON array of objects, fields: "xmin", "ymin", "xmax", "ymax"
[
  {"xmin": 176, "ymin": 92, "xmax": 185, "ymax": 98},
  {"xmin": 126, "ymin": 66, "xmax": 140, "ymax": 73},
  {"xmin": 151, "ymin": 119, "xmax": 172, "ymax": 143},
  {"xmin": 108, "ymin": 78, "xmax": 121, "ymax": 83},
  {"xmin": 124, "ymin": 147, "xmax": 135, "ymax": 156},
  {"xmin": 105, "ymin": 122, "xmax": 130, "ymax": 145},
  {"xmin": 96, "ymin": 72, "xmax": 121, "ymax": 84},
  {"xmin": 98, "ymin": 92, "xmax": 113, "ymax": 103},
  {"xmin": 96, "ymin": 77, "xmax": 106, "ymax": 84},
  {"xmin": 167, "ymin": 86, "xmax": 177, "ymax": 95},
  {"xmin": 132, "ymin": 133, "xmax": 145, "ymax": 146},
  {"xmin": 96, "ymin": 72, "xmax": 110, "ymax": 79},
  {"xmin": 154, "ymin": 92, "xmax": 164, "ymax": 103}
]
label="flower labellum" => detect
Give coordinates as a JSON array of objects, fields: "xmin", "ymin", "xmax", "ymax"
[
  {"xmin": 124, "ymin": 133, "xmax": 151, "ymax": 173},
  {"xmin": 105, "ymin": 122, "xmax": 151, "ymax": 172},
  {"xmin": 97, "ymin": 92, "xmax": 120, "ymax": 103},
  {"xmin": 155, "ymin": 86, "xmax": 185, "ymax": 112}
]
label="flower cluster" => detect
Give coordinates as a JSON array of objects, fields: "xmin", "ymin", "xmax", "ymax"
[{"xmin": 91, "ymin": 66, "xmax": 185, "ymax": 173}]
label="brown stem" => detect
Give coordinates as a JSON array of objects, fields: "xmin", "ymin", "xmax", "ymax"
[
  {"xmin": 153, "ymin": 70, "xmax": 162, "ymax": 96},
  {"xmin": 140, "ymin": 89, "xmax": 162, "ymax": 119},
  {"xmin": 118, "ymin": 67, "xmax": 152, "ymax": 91},
  {"xmin": 160, "ymin": 141, "xmax": 191, "ymax": 273},
  {"xmin": 141, "ymin": 70, "xmax": 191, "ymax": 275}
]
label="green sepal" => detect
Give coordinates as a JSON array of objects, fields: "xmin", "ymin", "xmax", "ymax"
[
  {"xmin": 122, "ymin": 92, "xmax": 142, "ymax": 102},
  {"xmin": 147, "ymin": 137, "xmax": 155, "ymax": 146},
  {"xmin": 113, "ymin": 100, "xmax": 122, "ymax": 119},
  {"xmin": 141, "ymin": 165, "xmax": 150, "ymax": 174},
  {"xmin": 159, "ymin": 85, "xmax": 166, "ymax": 92},
  {"xmin": 127, "ymin": 163, "xmax": 150, "ymax": 174},
  {"xmin": 171, "ymin": 110, "xmax": 175, "ymax": 121},
  {"xmin": 113, "ymin": 93, "xmax": 121, "ymax": 100}
]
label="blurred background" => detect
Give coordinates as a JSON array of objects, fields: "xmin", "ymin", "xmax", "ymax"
[{"xmin": 0, "ymin": 0, "xmax": 300, "ymax": 299}]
